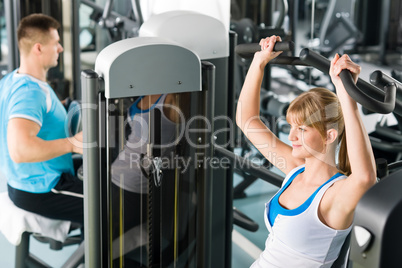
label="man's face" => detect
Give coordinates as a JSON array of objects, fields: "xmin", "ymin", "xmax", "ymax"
[{"xmin": 40, "ymin": 28, "xmax": 63, "ymax": 69}]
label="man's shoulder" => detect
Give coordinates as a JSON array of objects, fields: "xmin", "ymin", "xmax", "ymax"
[
  {"xmin": 8, "ymin": 75, "xmax": 46, "ymax": 96},
  {"xmin": 0, "ymin": 71, "xmax": 35, "ymax": 88},
  {"xmin": 5, "ymin": 78, "xmax": 47, "ymax": 108}
]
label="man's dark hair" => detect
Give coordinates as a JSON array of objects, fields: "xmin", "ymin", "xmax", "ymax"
[{"xmin": 17, "ymin": 13, "xmax": 61, "ymax": 54}]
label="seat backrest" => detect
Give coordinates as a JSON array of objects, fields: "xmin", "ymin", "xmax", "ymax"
[{"xmin": 331, "ymin": 233, "xmax": 351, "ymax": 268}]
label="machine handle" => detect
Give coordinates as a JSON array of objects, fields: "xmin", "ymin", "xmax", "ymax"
[
  {"xmin": 233, "ymin": 207, "xmax": 259, "ymax": 232},
  {"xmin": 369, "ymin": 70, "xmax": 402, "ymax": 116},
  {"xmin": 299, "ymin": 48, "xmax": 396, "ymax": 114},
  {"xmin": 370, "ymin": 70, "xmax": 402, "ymax": 91},
  {"xmin": 235, "ymin": 41, "xmax": 295, "ymax": 58}
]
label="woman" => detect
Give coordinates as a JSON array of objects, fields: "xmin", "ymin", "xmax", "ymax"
[{"xmin": 236, "ymin": 35, "xmax": 376, "ymax": 267}]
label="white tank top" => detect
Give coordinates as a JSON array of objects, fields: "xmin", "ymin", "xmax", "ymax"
[
  {"xmin": 111, "ymin": 94, "xmax": 177, "ymax": 193},
  {"xmin": 251, "ymin": 165, "xmax": 352, "ymax": 268}
]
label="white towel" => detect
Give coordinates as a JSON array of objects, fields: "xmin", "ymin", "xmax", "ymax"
[{"xmin": 0, "ymin": 191, "xmax": 71, "ymax": 246}]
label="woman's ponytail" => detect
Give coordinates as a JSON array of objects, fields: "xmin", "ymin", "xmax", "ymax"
[{"xmin": 338, "ymin": 130, "xmax": 351, "ymax": 176}]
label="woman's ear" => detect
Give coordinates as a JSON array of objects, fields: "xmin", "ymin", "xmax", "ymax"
[{"xmin": 326, "ymin": 129, "xmax": 338, "ymax": 144}]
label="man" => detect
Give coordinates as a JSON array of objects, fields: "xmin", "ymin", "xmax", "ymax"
[{"xmin": 0, "ymin": 14, "xmax": 84, "ymax": 226}]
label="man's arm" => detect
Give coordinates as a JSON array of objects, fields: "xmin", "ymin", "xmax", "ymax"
[{"xmin": 7, "ymin": 118, "xmax": 82, "ymax": 163}]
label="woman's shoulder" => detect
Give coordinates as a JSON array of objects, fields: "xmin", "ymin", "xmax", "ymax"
[
  {"xmin": 319, "ymin": 173, "xmax": 349, "ymax": 207},
  {"xmin": 282, "ymin": 164, "xmax": 305, "ymax": 186}
]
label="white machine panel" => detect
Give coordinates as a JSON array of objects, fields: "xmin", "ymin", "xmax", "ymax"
[
  {"xmin": 139, "ymin": 10, "xmax": 229, "ymax": 60},
  {"xmin": 94, "ymin": 36, "xmax": 201, "ymax": 98}
]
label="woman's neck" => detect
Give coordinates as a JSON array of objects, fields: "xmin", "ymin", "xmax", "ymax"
[{"xmin": 302, "ymin": 157, "xmax": 339, "ymax": 184}]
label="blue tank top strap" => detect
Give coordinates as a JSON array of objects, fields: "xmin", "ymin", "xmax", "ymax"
[
  {"xmin": 268, "ymin": 169, "xmax": 343, "ymax": 226},
  {"xmin": 129, "ymin": 94, "xmax": 164, "ymax": 119}
]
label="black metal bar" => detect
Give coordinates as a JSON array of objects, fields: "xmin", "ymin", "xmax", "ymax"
[
  {"xmin": 370, "ymin": 70, "xmax": 402, "ymax": 92},
  {"xmin": 369, "ymin": 137, "xmax": 402, "ymax": 152},
  {"xmin": 233, "ymin": 171, "xmax": 258, "ymax": 198},
  {"xmin": 197, "ymin": 61, "xmax": 216, "ymax": 268},
  {"xmin": 235, "ymin": 41, "xmax": 398, "ymax": 114},
  {"xmin": 235, "ymin": 41, "xmax": 295, "ymax": 58},
  {"xmin": 340, "ymin": 71, "xmax": 396, "ymax": 114},
  {"xmin": 379, "ymin": 0, "xmax": 391, "ymax": 64},
  {"xmin": 375, "ymin": 126, "xmax": 402, "ymax": 142},
  {"xmin": 71, "ymin": 0, "xmax": 82, "ymax": 100},
  {"xmin": 214, "ymin": 145, "xmax": 283, "ymax": 188},
  {"xmin": 15, "ymin": 232, "xmax": 30, "ymax": 268},
  {"xmin": 233, "ymin": 207, "xmax": 259, "ymax": 232},
  {"xmin": 388, "ymin": 160, "xmax": 402, "ymax": 172},
  {"xmin": 270, "ymin": 56, "xmax": 309, "ymax": 66},
  {"xmin": 370, "ymin": 71, "xmax": 402, "ymax": 114},
  {"xmin": 235, "ymin": 42, "xmax": 397, "ymax": 114},
  {"xmin": 299, "ymin": 48, "xmax": 397, "ymax": 115},
  {"xmin": 226, "ymin": 31, "xmax": 237, "ymax": 268}
]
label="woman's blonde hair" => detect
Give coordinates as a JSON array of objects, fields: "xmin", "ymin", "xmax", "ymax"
[{"xmin": 286, "ymin": 87, "xmax": 350, "ymax": 175}]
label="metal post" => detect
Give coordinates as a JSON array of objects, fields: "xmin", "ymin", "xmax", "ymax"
[
  {"xmin": 15, "ymin": 232, "xmax": 30, "ymax": 268},
  {"xmin": 196, "ymin": 61, "xmax": 216, "ymax": 267},
  {"xmin": 379, "ymin": 0, "xmax": 391, "ymax": 64},
  {"xmin": 71, "ymin": 0, "xmax": 82, "ymax": 100},
  {"xmin": 5, "ymin": 0, "xmax": 20, "ymax": 72},
  {"xmin": 81, "ymin": 69, "xmax": 101, "ymax": 268}
]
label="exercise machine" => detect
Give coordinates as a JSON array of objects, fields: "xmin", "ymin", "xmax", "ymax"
[
  {"xmin": 349, "ymin": 71, "xmax": 402, "ymax": 268},
  {"xmin": 80, "ymin": 10, "xmax": 239, "ymax": 267},
  {"xmin": 312, "ymin": 0, "xmax": 361, "ymax": 57},
  {"xmin": 82, "ymin": 36, "xmax": 202, "ymax": 267},
  {"xmin": 362, "ymin": 71, "xmax": 402, "ymax": 164},
  {"xmin": 80, "ymin": 0, "xmax": 143, "ymax": 44}
]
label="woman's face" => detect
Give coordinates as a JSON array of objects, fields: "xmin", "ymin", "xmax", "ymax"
[{"xmin": 288, "ymin": 122, "xmax": 326, "ymax": 160}]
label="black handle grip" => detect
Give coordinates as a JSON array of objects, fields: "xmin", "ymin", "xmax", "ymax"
[
  {"xmin": 370, "ymin": 70, "xmax": 402, "ymax": 92},
  {"xmin": 299, "ymin": 47, "xmax": 330, "ymax": 73},
  {"xmin": 235, "ymin": 41, "xmax": 295, "ymax": 58},
  {"xmin": 369, "ymin": 70, "xmax": 402, "ymax": 116},
  {"xmin": 340, "ymin": 70, "xmax": 396, "ymax": 114},
  {"xmin": 299, "ymin": 48, "xmax": 396, "ymax": 114},
  {"xmin": 233, "ymin": 207, "xmax": 259, "ymax": 232}
]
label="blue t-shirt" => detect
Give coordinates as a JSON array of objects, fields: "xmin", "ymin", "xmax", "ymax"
[{"xmin": 0, "ymin": 70, "xmax": 74, "ymax": 193}]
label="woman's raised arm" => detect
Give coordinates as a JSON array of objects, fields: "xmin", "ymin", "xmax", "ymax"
[
  {"xmin": 236, "ymin": 36, "xmax": 302, "ymax": 174},
  {"xmin": 329, "ymin": 54, "xmax": 377, "ymax": 217}
]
